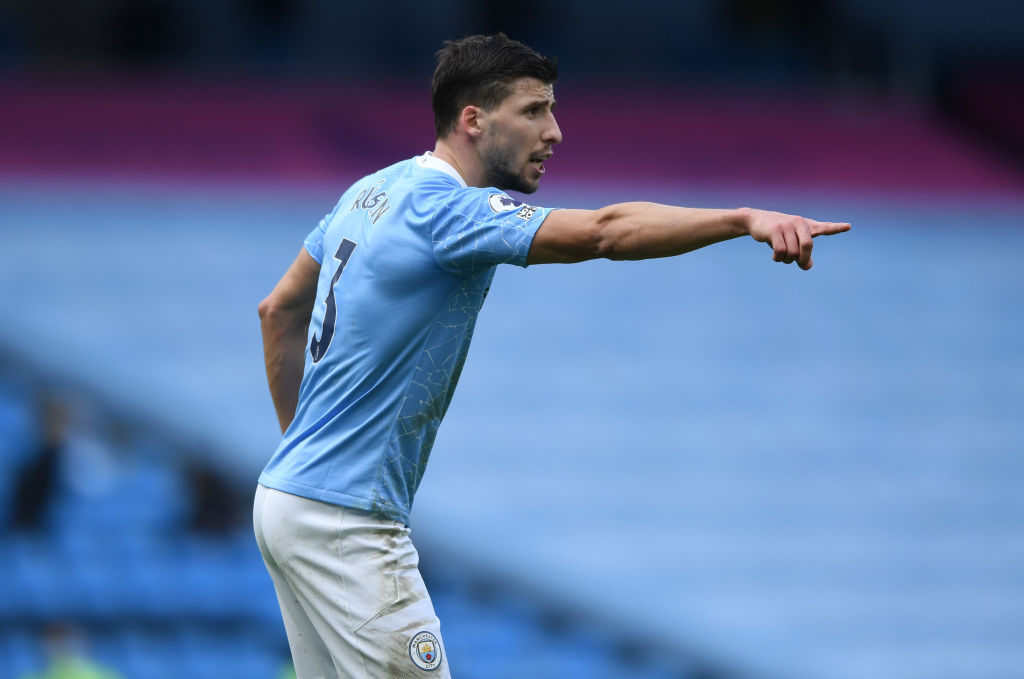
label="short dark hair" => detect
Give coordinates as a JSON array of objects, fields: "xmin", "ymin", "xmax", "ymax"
[{"xmin": 432, "ymin": 33, "xmax": 558, "ymax": 139}]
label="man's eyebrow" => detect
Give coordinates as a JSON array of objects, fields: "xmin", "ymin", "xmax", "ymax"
[{"xmin": 524, "ymin": 95, "xmax": 557, "ymax": 110}]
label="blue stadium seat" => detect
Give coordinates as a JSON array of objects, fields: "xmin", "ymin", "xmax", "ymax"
[
  {"xmin": 120, "ymin": 442, "xmax": 189, "ymax": 527},
  {"xmin": 0, "ymin": 539, "xmax": 26, "ymax": 618},
  {"xmin": 117, "ymin": 629, "xmax": 183, "ymax": 679},
  {"xmin": 0, "ymin": 376, "xmax": 40, "ymax": 529},
  {"xmin": 176, "ymin": 536, "xmax": 245, "ymax": 618},
  {"xmin": 10, "ymin": 538, "xmax": 86, "ymax": 619},
  {"xmin": 0, "ymin": 630, "xmax": 46, "ymax": 679},
  {"xmin": 89, "ymin": 631, "xmax": 128, "ymax": 675},
  {"xmin": 176, "ymin": 626, "xmax": 285, "ymax": 679},
  {"xmin": 438, "ymin": 592, "xmax": 550, "ymax": 679},
  {"xmin": 0, "ymin": 374, "xmax": 38, "ymax": 463},
  {"xmin": 46, "ymin": 447, "xmax": 188, "ymax": 537}
]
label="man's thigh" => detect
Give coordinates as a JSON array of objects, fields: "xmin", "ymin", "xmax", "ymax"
[
  {"xmin": 355, "ymin": 537, "xmax": 448, "ymax": 677},
  {"xmin": 256, "ymin": 486, "xmax": 451, "ymax": 678}
]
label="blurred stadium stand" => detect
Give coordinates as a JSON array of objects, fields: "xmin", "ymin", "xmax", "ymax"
[
  {"xmin": 2, "ymin": 2, "xmax": 1024, "ymax": 679},
  {"xmin": 0, "ymin": 367, "xmax": 696, "ymax": 678}
]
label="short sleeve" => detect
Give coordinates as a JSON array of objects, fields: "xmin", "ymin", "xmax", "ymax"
[
  {"xmin": 304, "ymin": 196, "xmax": 348, "ymax": 265},
  {"xmin": 431, "ymin": 188, "xmax": 557, "ymax": 273},
  {"xmin": 303, "ymin": 221, "xmax": 325, "ymax": 265}
]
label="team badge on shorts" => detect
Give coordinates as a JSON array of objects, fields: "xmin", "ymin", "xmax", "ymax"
[{"xmin": 409, "ymin": 631, "xmax": 442, "ymax": 671}]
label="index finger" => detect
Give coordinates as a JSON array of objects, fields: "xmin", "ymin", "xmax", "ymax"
[{"xmin": 810, "ymin": 221, "xmax": 851, "ymax": 237}]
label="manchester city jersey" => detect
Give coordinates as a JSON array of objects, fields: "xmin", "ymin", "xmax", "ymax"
[{"xmin": 259, "ymin": 153, "xmax": 557, "ymax": 524}]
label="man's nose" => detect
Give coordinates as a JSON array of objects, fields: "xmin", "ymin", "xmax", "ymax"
[{"xmin": 544, "ymin": 114, "xmax": 563, "ymax": 146}]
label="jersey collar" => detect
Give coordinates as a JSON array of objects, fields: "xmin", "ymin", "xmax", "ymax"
[{"xmin": 417, "ymin": 152, "xmax": 467, "ymax": 188}]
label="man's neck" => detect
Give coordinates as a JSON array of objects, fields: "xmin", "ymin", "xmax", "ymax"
[{"xmin": 432, "ymin": 138, "xmax": 484, "ymax": 188}]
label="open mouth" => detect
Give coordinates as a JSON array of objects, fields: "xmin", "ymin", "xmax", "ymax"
[{"xmin": 529, "ymin": 153, "xmax": 551, "ymax": 174}]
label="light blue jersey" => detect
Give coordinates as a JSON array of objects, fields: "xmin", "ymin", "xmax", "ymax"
[{"xmin": 259, "ymin": 153, "xmax": 557, "ymax": 524}]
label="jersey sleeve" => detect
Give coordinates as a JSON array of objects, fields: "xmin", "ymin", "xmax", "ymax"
[
  {"xmin": 430, "ymin": 188, "xmax": 557, "ymax": 273},
  {"xmin": 304, "ymin": 196, "xmax": 349, "ymax": 265},
  {"xmin": 303, "ymin": 222, "xmax": 325, "ymax": 265}
]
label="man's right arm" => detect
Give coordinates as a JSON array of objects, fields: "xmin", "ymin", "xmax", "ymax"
[
  {"xmin": 526, "ymin": 203, "xmax": 850, "ymax": 269},
  {"xmin": 258, "ymin": 248, "xmax": 321, "ymax": 433}
]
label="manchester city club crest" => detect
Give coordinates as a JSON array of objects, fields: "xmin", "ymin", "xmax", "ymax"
[{"xmin": 409, "ymin": 630, "xmax": 442, "ymax": 671}]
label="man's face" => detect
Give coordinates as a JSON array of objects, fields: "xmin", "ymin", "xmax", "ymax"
[{"xmin": 477, "ymin": 77, "xmax": 562, "ymax": 194}]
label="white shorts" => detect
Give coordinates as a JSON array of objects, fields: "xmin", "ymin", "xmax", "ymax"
[{"xmin": 253, "ymin": 484, "xmax": 450, "ymax": 679}]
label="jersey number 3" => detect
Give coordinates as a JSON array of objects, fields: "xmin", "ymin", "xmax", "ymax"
[{"xmin": 310, "ymin": 238, "xmax": 357, "ymax": 364}]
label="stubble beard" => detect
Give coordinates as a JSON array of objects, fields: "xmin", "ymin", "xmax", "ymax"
[{"xmin": 480, "ymin": 135, "xmax": 537, "ymax": 195}]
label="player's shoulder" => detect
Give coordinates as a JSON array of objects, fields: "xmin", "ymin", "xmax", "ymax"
[
  {"xmin": 406, "ymin": 154, "xmax": 465, "ymax": 193},
  {"xmin": 331, "ymin": 158, "xmax": 415, "ymax": 210},
  {"xmin": 351, "ymin": 157, "xmax": 415, "ymax": 191},
  {"xmin": 350, "ymin": 155, "xmax": 454, "ymax": 197},
  {"xmin": 364, "ymin": 154, "xmax": 532, "ymax": 218},
  {"xmin": 392, "ymin": 155, "xmax": 477, "ymax": 214}
]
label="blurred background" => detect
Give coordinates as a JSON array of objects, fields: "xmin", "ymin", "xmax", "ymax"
[{"xmin": 1, "ymin": 1, "xmax": 1023, "ymax": 678}]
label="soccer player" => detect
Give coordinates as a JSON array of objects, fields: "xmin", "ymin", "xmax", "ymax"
[{"xmin": 253, "ymin": 33, "xmax": 850, "ymax": 679}]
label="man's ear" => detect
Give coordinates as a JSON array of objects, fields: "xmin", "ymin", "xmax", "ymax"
[{"xmin": 460, "ymin": 105, "xmax": 484, "ymax": 139}]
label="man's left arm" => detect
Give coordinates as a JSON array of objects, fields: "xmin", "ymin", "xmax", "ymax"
[
  {"xmin": 526, "ymin": 203, "xmax": 850, "ymax": 269},
  {"xmin": 258, "ymin": 249, "xmax": 321, "ymax": 433}
]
